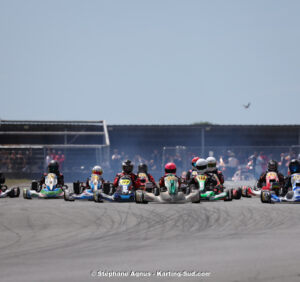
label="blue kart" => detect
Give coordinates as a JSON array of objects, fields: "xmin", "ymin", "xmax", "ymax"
[
  {"xmin": 261, "ymin": 172, "xmax": 300, "ymax": 203},
  {"xmin": 64, "ymin": 174, "xmax": 104, "ymax": 201},
  {"xmin": 94, "ymin": 175, "xmax": 135, "ymax": 202}
]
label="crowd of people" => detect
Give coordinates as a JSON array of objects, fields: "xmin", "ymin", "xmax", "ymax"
[{"xmin": 0, "ymin": 149, "xmax": 33, "ymax": 173}]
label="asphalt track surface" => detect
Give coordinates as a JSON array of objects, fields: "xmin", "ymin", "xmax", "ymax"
[{"xmin": 1, "ymin": 182, "xmax": 300, "ymax": 282}]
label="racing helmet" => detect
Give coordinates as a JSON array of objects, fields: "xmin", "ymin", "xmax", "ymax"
[
  {"xmin": 206, "ymin": 157, "xmax": 217, "ymax": 172},
  {"xmin": 191, "ymin": 157, "xmax": 200, "ymax": 167},
  {"xmin": 165, "ymin": 162, "xmax": 176, "ymax": 174},
  {"xmin": 92, "ymin": 165, "xmax": 103, "ymax": 176},
  {"xmin": 289, "ymin": 159, "xmax": 300, "ymax": 174},
  {"xmin": 122, "ymin": 160, "xmax": 134, "ymax": 174},
  {"xmin": 138, "ymin": 163, "xmax": 148, "ymax": 173},
  {"xmin": 267, "ymin": 160, "xmax": 278, "ymax": 172},
  {"xmin": 48, "ymin": 160, "xmax": 59, "ymax": 174},
  {"xmin": 196, "ymin": 158, "xmax": 207, "ymax": 174}
]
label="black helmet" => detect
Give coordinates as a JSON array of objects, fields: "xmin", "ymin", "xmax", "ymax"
[
  {"xmin": 122, "ymin": 160, "xmax": 133, "ymax": 174},
  {"xmin": 138, "ymin": 163, "xmax": 148, "ymax": 173},
  {"xmin": 289, "ymin": 159, "xmax": 300, "ymax": 174},
  {"xmin": 267, "ymin": 160, "xmax": 278, "ymax": 172},
  {"xmin": 48, "ymin": 160, "xmax": 59, "ymax": 174}
]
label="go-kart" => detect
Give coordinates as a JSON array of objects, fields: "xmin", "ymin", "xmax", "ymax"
[
  {"xmin": 23, "ymin": 173, "xmax": 67, "ymax": 199},
  {"xmin": 64, "ymin": 174, "xmax": 104, "ymax": 201},
  {"xmin": 191, "ymin": 173, "xmax": 233, "ymax": 201},
  {"xmin": 94, "ymin": 175, "xmax": 136, "ymax": 202},
  {"xmin": 242, "ymin": 171, "xmax": 281, "ymax": 198},
  {"xmin": 135, "ymin": 174, "xmax": 201, "ymax": 204},
  {"xmin": 261, "ymin": 173, "xmax": 300, "ymax": 203},
  {"xmin": 0, "ymin": 183, "xmax": 20, "ymax": 198}
]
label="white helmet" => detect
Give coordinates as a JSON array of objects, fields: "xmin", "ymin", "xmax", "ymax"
[
  {"xmin": 196, "ymin": 158, "xmax": 207, "ymax": 174},
  {"xmin": 92, "ymin": 165, "xmax": 103, "ymax": 176},
  {"xmin": 206, "ymin": 157, "xmax": 217, "ymax": 172}
]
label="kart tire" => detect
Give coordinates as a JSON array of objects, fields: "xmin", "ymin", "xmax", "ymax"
[
  {"xmin": 286, "ymin": 191, "xmax": 294, "ymax": 200},
  {"xmin": 224, "ymin": 189, "xmax": 233, "ymax": 201},
  {"xmin": 135, "ymin": 190, "xmax": 146, "ymax": 204},
  {"xmin": 154, "ymin": 187, "xmax": 160, "ymax": 196},
  {"xmin": 64, "ymin": 190, "xmax": 74, "ymax": 201},
  {"xmin": 103, "ymin": 183, "xmax": 111, "ymax": 195},
  {"xmin": 0, "ymin": 184, "xmax": 8, "ymax": 193},
  {"xmin": 233, "ymin": 187, "xmax": 242, "ymax": 200},
  {"xmin": 23, "ymin": 189, "xmax": 31, "ymax": 200},
  {"xmin": 192, "ymin": 191, "xmax": 201, "ymax": 203},
  {"xmin": 73, "ymin": 181, "xmax": 82, "ymax": 195},
  {"xmin": 261, "ymin": 191, "xmax": 271, "ymax": 203},
  {"xmin": 9, "ymin": 187, "xmax": 20, "ymax": 198},
  {"xmin": 93, "ymin": 191, "xmax": 103, "ymax": 203},
  {"xmin": 31, "ymin": 181, "xmax": 40, "ymax": 192}
]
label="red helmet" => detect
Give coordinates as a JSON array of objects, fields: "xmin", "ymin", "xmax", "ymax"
[
  {"xmin": 192, "ymin": 157, "xmax": 200, "ymax": 167},
  {"xmin": 165, "ymin": 162, "xmax": 176, "ymax": 174}
]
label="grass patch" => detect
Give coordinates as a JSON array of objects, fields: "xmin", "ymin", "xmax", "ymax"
[{"xmin": 5, "ymin": 179, "xmax": 31, "ymax": 187}]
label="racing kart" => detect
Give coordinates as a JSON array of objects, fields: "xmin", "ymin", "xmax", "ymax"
[
  {"xmin": 261, "ymin": 172, "xmax": 300, "ymax": 204},
  {"xmin": 0, "ymin": 183, "xmax": 20, "ymax": 198},
  {"xmin": 135, "ymin": 174, "xmax": 201, "ymax": 204},
  {"xmin": 64, "ymin": 173, "xmax": 105, "ymax": 201},
  {"xmin": 94, "ymin": 175, "xmax": 136, "ymax": 202},
  {"xmin": 242, "ymin": 171, "xmax": 281, "ymax": 198},
  {"xmin": 23, "ymin": 173, "xmax": 67, "ymax": 199},
  {"xmin": 191, "ymin": 173, "xmax": 234, "ymax": 201}
]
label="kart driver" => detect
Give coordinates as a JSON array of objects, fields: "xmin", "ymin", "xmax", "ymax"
[
  {"xmin": 284, "ymin": 159, "xmax": 300, "ymax": 193},
  {"xmin": 206, "ymin": 157, "xmax": 225, "ymax": 185},
  {"xmin": 256, "ymin": 160, "xmax": 285, "ymax": 189},
  {"xmin": 85, "ymin": 165, "xmax": 105, "ymax": 188},
  {"xmin": 113, "ymin": 160, "xmax": 140, "ymax": 189},
  {"xmin": 159, "ymin": 162, "xmax": 181, "ymax": 188},
  {"xmin": 39, "ymin": 160, "xmax": 64, "ymax": 187},
  {"xmin": 186, "ymin": 157, "xmax": 199, "ymax": 181},
  {"xmin": 188, "ymin": 158, "xmax": 218, "ymax": 189},
  {"xmin": 137, "ymin": 163, "xmax": 157, "ymax": 187}
]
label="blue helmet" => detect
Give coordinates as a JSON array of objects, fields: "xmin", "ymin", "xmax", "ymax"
[{"xmin": 289, "ymin": 159, "xmax": 300, "ymax": 174}]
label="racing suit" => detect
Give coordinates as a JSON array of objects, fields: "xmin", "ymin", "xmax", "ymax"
[
  {"xmin": 113, "ymin": 172, "xmax": 140, "ymax": 190},
  {"xmin": 159, "ymin": 174, "xmax": 181, "ymax": 189},
  {"xmin": 207, "ymin": 169, "xmax": 225, "ymax": 185},
  {"xmin": 188, "ymin": 172, "xmax": 218, "ymax": 190},
  {"xmin": 256, "ymin": 171, "xmax": 285, "ymax": 189},
  {"xmin": 39, "ymin": 172, "xmax": 64, "ymax": 187},
  {"xmin": 137, "ymin": 172, "xmax": 157, "ymax": 187}
]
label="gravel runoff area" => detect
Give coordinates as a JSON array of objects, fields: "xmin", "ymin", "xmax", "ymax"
[{"xmin": 1, "ymin": 181, "xmax": 300, "ymax": 282}]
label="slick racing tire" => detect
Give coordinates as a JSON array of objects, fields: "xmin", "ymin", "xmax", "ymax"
[
  {"xmin": 286, "ymin": 191, "xmax": 294, "ymax": 200},
  {"xmin": 31, "ymin": 181, "xmax": 40, "ymax": 192},
  {"xmin": 103, "ymin": 183, "xmax": 111, "ymax": 195},
  {"xmin": 0, "ymin": 184, "xmax": 8, "ymax": 193},
  {"xmin": 135, "ymin": 190, "xmax": 148, "ymax": 204},
  {"xmin": 64, "ymin": 190, "xmax": 74, "ymax": 201},
  {"xmin": 23, "ymin": 189, "xmax": 32, "ymax": 200},
  {"xmin": 192, "ymin": 191, "xmax": 201, "ymax": 203},
  {"xmin": 224, "ymin": 188, "xmax": 233, "ymax": 201},
  {"xmin": 73, "ymin": 182, "xmax": 82, "ymax": 195},
  {"xmin": 8, "ymin": 187, "xmax": 20, "ymax": 198},
  {"xmin": 261, "ymin": 191, "xmax": 271, "ymax": 203},
  {"xmin": 93, "ymin": 191, "xmax": 103, "ymax": 203}
]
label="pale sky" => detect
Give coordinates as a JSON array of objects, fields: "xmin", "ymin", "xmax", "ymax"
[{"xmin": 1, "ymin": 0, "xmax": 299, "ymax": 124}]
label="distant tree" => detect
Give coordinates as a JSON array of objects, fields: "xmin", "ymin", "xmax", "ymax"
[{"xmin": 191, "ymin": 121, "xmax": 214, "ymax": 126}]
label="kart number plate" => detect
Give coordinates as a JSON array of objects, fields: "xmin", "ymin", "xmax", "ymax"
[
  {"xmin": 166, "ymin": 176, "xmax": 177, "ymax": 181},
  {"xmin": 120, "ymin": 179, "xmax": 131, "ymax": 186},
  {"xmin": 197, "ymin": 175, "xmax": 207, "ymax": 181}
]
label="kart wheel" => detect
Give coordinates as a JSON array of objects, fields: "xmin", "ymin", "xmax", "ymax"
[
  {"xmin": 0, "ymin": 185, "xmax": 8, "ymax": 193},
  {"xmin": 154, "ymin": 187, "xmax": 160, "ymax": 196},
  {"xmin": 135, "ymin": 190, "xmax": 144, "ymax": 204},
  {"xmin": 224, "ymin": 189, "xmax": 233, "ymax": 201},
  {"xmin": 93, "ymin": 191, "xmax": 103, "ymax": 203},
  {"xmin": 31, "ymin": 181, "xmax": 40, "ymax": 192},
  {"xmin": 233, "ymin": 187, "xmax": 242, "ymax": 200},
  {"xmin": 23, "ymin": 189, "xmax": 31, "ymax": 199},
  {"xmin": 192, "ymin": 191, "xmax": 201, "ymax": 203},
  {"xmin": 261, "ymin": 191, "xmax": 271, "ymax": 203},
  {"xmin": 103, "ymin": 182, "xmax": 111, "ymax": 195},
  {"xmin": 73, "ymin": 181, "xmax": 82, "ymax": 194},
  {"xmin": 9, "ymin": 187, "xmax": 20, "ymax": 198},
  {"xmin": 64, "ymin": 190, "xmax": 74, "ymax": 201},
  {"xmin": 286, "ymin": 191, "xmax": 294, "ymax": 200}
]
